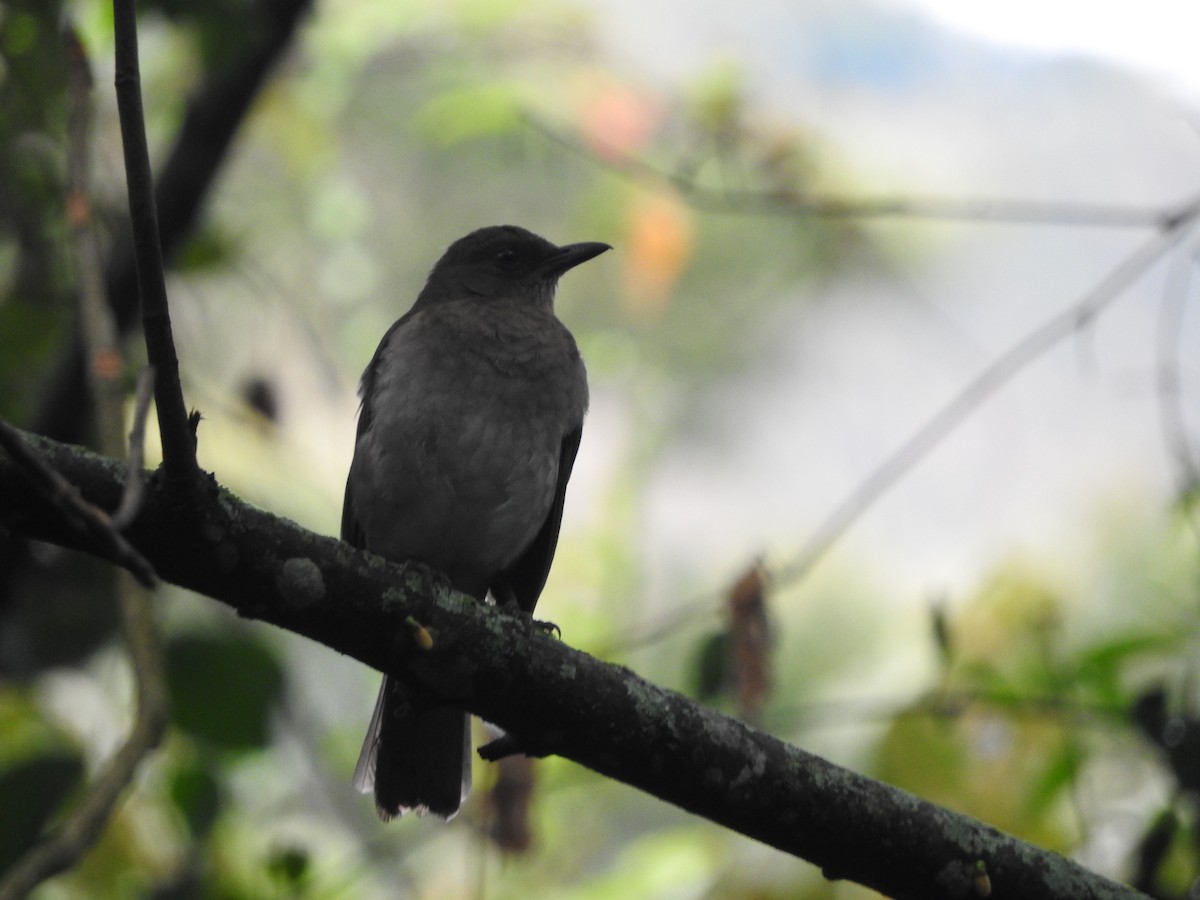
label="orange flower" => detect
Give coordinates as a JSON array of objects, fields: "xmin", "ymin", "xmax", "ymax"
[{"xmin": 621, "ymin": 192, "xmax": 694, "ymax": 319}]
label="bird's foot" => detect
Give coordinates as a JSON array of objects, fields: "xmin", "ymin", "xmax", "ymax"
[
  {"xmin": 489, "ymin": 582, "xmax": 561, "ymax": 637},
  {"xmin": 502, "ymin": 605, "xmax": 562, "ymax": 639},
  {"xmin": 531, "ymin": 618, "xmax": 561, "ymax": 639}
]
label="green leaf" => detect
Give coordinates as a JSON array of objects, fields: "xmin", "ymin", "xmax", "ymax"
[
  {"xmin": 1025, "ymin": 738, "xmax": 1082, "ymax": 814},
  {"xmin": 1075, "ymin": 632, "xmax": 1182, "ymax": 707},
  {"xmin": 169, "ymin": 760, "xmax": 224, "ymax": 839},
  {"xmin": 267, "ymin": 845, "xmax": 311, "ymax": 890},
  {"xmin": 691, "ymin": 630, "xmax": 730, "ymax": 702},
  {"xmin": 174, "ymin": 227, "xmax": 239, "ymax": 273},
  {"xmin": 0, "ymin": 752, "xmax": 84, "ymax": 872},
  {"xmin": 166, "ymin": 633, "xmax": 286, "ymax": 751},
  {"xmin": 411, "ymin": 83, "xmax": 524, "ymax": 145},
  {"xmin": 687, "ymin": 59, "xmax": 745, "ymax": 135}
]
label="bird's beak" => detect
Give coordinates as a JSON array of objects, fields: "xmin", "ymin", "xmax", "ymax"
[{"xmin": 541, "ymin": 241, "xmax": 612, "ymax": 278}]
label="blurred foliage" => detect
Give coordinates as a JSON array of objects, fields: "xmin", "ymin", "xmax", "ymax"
[
  {"xmin": 165, "ymin": 632, "xmax": 286, "ymax": 751},
  {"xmin": 1, "ymin": 0, "xmax": 1199, "ymax": 897},
  {"xmin": 168, "ymin": 758, "xmax": 224, "ymax": 840},
  {"xmin": 0, "ymin": 689, "xmax": 84, "ymax": 874},
  {"xmin": 688, "ymin": 562, "xmax": 771, "ymax": 725},
  {"xmin": 0, "ymin": 753, "xmax": 86, "ymax": 873},
  {"xmin": 0, "ymin": 0, "xmax": 74, "ymax": 424},
  {"xmin": 143, "ymin": 0, "xmax": 263, "ymax": 70},
  {"xmin": 872, "ymin": 563, "xmax": 1200, "ymax": 892},
  {"xmin": 0, "ymin": 550, "xmax": 120, "ymax": 676}
]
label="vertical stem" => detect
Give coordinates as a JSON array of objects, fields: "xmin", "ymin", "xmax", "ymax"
[{"xmin": 112, "ymin": 0, "xmax": 197, "ymax": 483}]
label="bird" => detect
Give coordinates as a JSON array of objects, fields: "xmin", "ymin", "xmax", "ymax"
[{"xmin": 341, "ymin": 225, "xmax": 609, "ymax": 819}]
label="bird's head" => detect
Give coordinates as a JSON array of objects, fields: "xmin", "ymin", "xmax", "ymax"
[{"xmin": 416, "ymin": 225, "xmax": 610, "ymax": 311}]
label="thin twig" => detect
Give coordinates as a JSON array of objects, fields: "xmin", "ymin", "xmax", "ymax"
[
  {"xmin": 0, "ymin": 419, "xmax": 157, "ymax": 587},
  {"xmin": 528, "ymin": 116, "xmax": 1173, "ymax": 230},
  {"xmin": 113, "ymin": 366, "xmax": 157, "ymax": 530},
  {"xmin": 1155, "ymin": 241, "xmax": 1200, "ymax": 542},
  {"xmin": 768, "ymin": 686, "xmax": 1131, "ymax": 734},
  {"xmin": 604, "ymin": 198, "xmax": 1200, "ymax": 656},
  {"xmin": 112, "ymin": 0, "xmax": 197, "ymax": 482},
  {"xmin": 531, "ymin": 114, "xmax": 1200, "ymax": 652},
  {"xmin": 65, "ymin": 25, "xmax": 129, "ymax": 467},
  {"xmin": 775, "ymin": 209, "xmax": 1200, "ymax": 587}
]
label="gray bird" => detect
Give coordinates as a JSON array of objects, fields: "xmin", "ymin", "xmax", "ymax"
[{"xmin": 342, "ymin": 225, "xmax": 609, "ymax": 819}]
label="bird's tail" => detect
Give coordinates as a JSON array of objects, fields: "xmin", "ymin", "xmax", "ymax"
[{"xmin": 354, "ymin": 676, "xmax": 471, "ymax": 819}]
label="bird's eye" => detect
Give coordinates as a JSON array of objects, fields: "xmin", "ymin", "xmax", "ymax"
[{"xmin": 495, "ymin": 248, "xmax": 519, "ymax": 268}]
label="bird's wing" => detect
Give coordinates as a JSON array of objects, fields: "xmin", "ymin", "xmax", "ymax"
[
  {"xmin": 341, "ymin": 311, "xmax": 418, "ymax": 546},
  {"xmin": 492, "ymin": 424, "xmax": 583, "ymax": 613},
  {"xmin": 340, "ymin": 477, "xmax": 365, "ymax": 546},
  {"xmin": 340, "ymin": 393, "xmax": 374, "ymax": 546}
]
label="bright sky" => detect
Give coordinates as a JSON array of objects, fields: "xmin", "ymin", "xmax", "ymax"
[{"xmin": 893, "ymin": 0, "xmax": 1200, "ymax": 103}]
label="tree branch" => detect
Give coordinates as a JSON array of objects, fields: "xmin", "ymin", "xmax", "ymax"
[
  {"xmin": 527, "ymin": 116, "xmax": 1176, "ymax": 229},
  {"xmin": 112, "ymin": 0, "xmax": 196, "ymax": 483},
  {"xmin": 0, "ymin": 421, "xmax": 156, "ymax": 587},
  {"xmin": 0, "ymin": 431, "xmax": 1147, "ymax": 900}
]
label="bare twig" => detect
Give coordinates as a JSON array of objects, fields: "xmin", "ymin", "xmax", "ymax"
[
  {"xmin": 1155, "ymin": 242, "xmax": 1200, "ymax": 540},
  {"xmin": 528, "ymin": 117, "xmax": 1172, "ymax": 229},
  {"xmin": 113, "ymin": 366, "xmax": 157, "ymax": 530},
  {"xmin": 768, "ymin": 686, "xmax": 1131, "ymax": 735},
  {"xmin": 542, "ymin": 96, "xmax": 1200, "ymax": 651},
  {"xmin": 775, "ymin": 207, "xmax": 1200, "ymax": 587},
  {"xmin": 605, "ymin": 197, "xmax": 1200, "ymax": 656},
  {"xmin": 65, "ymin": 26, "xmax": 129, "ymax": 467},
  {"xmin": 1156, "ymin": 244, "xmax": 1200, "ymax": 482},
  {"xmin": 112, "ymin": 0, "xmax": 197, "ymax": 482},
  {"xmin": 0, "ymin": 419, "xmax": 157, "ymax": 587}
]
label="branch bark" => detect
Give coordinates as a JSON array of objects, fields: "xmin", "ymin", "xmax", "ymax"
[{"xmin": 0, "ymin": 430, "xmax": 1147, "ymax": 900}]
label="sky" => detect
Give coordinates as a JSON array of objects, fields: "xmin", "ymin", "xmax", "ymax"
[{"xmin": 890, "ymin": 0, "xmax": 1200, "ymax": 104}]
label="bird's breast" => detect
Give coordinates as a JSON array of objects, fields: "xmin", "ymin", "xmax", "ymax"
[{"xmin": 347, "ymin": 301, "xmax": 586, "ymax": 593}]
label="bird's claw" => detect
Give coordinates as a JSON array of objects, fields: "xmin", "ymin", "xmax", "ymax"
[
  {"xmin": 532, "ymin": 618, "xmax": 560, "ymax": 639},
  {"xmin": 489, "ymin": 582, "xmax": 560, "ymax": 636}
]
